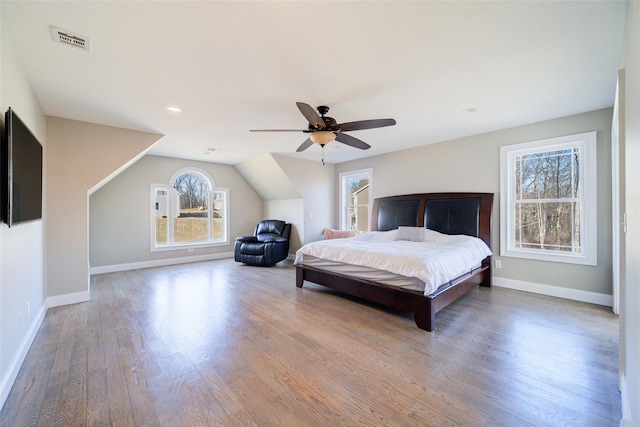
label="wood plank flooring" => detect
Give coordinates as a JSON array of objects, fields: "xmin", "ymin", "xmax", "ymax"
[{"xmin": 0, "ymin": 258, "xmax": 620, "ymax": 426}]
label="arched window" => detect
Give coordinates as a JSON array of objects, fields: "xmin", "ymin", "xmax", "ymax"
[{"xmin": 150, "ymin": 168, "xmax": 229, "ymax": 251}]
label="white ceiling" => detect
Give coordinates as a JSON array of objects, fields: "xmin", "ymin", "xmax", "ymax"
[{"xmin": 1, "ymin": 1, "xmax": 626, "ymax": 165}]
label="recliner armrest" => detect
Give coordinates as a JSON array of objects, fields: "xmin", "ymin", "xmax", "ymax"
[
  {"xmin": 258, "ymin": 237, "xmax": 287, "ymax": 243},
  {"xmin": 235, "ymin": 236, "xmax": 259, "ymax": 243}
]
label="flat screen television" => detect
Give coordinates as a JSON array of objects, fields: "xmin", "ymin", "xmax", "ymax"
[{"xmin": 1, "ymin": 107, "xmax": 43, "ymax": 227}]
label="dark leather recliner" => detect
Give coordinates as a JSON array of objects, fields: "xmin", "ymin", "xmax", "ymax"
[{"xmin": 234, "ymin": 220, "xmax": 292, "ymax": 266}]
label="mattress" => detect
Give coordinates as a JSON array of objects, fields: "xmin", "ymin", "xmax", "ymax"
[
  {"xmin": 299, "ymin": 255, "xmax": 426, "ymax": 292},
  {"xmin": 294, "ymin": 228, "xmax": 492, "ymax": 296}
]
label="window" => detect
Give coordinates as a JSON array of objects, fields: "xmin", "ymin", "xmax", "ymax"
[
  {"xmin": 151, "ymin": 167, "xmax": 229, "ymax": 251},
  {"xmin": 500, "ymin": 131, "xmax": 597, "ymax": 265},
  {"xmin": 340, "ymin": 169, "xmax": 372, "ymax": 232}
]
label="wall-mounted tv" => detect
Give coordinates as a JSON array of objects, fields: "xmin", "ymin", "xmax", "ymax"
[{"xmin": 1, "ymin": 107, "xmax": 43, "ymax": 227}]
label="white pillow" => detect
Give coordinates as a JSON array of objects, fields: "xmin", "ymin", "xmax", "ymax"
[
  {"xmin": 395, "ymin": 226, "xmax": 425, "ymax": 242},
  {"xmin": 423, "ymin": 228, "xmax": 445, "ymax": 242}
]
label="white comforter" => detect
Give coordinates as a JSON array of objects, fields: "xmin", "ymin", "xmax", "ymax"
[{"xmin": 294, "ymin": 229, "xmax": 492, "ymax": 295}]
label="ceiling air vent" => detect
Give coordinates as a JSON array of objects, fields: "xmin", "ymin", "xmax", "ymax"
[{"xmin": 50, "ymin": 26, "xmax": 91, "ymax": 52}]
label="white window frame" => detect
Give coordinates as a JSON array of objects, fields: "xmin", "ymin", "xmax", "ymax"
[
  {"xmin": 150, "ymin": 167, "xmax": 230, "ymax": 252},
  {"xmin": 339, "ymin": 168, "xmax": 373, "ymax": 232},
  {"xmin": 500, "ymin": 131, "xmax": 597, "ymax": 265}
]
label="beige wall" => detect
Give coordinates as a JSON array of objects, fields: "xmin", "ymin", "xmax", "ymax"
[
  {"xmin": 46, "ymin": 117, "xmax": 161, "ymax": 298},
  {"xmin": 235, "ymin": 154, "xmax": 335, "ymax": 249},
  {"xmin": 0, "ymin": 13, "xmax": 47, "ymax": 404},
  {"xmin": 235, "ymin": 153, "xmax": 306, "ymax": 253},
  {"xmin": 336, "ymin": 108, "xmax": 613, "ymax": 297},
  {"xmin": 89, "ymin": 155, "xmax": 264, "ymax": 268},
  {"xmin": 264, "ymin": 199, "xmax": 304, "ymax": 254},
  {"xmin": 234, "ymin": 154, "xmax": 337, "ymax": 250},
  {"xmin": 272, "ymin": 154, "xmax": 335, "ymax": 244}
]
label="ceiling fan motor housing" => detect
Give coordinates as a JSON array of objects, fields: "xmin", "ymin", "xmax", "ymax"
[
  {"xmin": 308, "ymin": 116, "xmax": 338, "ymax": 132},
  {"xmin": 317, "ymin": 105, "xmax": 330, "ymax": 115}
]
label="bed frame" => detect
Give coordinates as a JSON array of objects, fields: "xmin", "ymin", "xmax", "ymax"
[{"xmin": 295, "ymin": 192, "xmax": 494, "ymax": 331}]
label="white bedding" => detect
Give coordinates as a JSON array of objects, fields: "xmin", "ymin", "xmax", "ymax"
[{"xmin": 294, "ymin": 229, "xmax": 492, "ymax": 296}]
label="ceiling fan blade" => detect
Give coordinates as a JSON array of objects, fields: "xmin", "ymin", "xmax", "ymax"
[
  {"xmin": 249, "ymin": 129, "xmax": 304, "ymax": 132},
  {"xmin": 296, "ymin": 138, "xmax": 314, "ymax": 152},
  {"xmin": 338, "ymin": 118, "xmax": 396, "ymax": 132},
  {"xmin": 335, "ymin": 132, "xmax": 371, "ymax": 150},
  {"xmin": 296, "ymin": 102, "xmax": 325, "ymax": 129}
]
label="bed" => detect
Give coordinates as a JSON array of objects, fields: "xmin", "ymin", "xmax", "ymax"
[{"xmin": 294, "ymin": 192, "xmax": 494, "ymax": 331}]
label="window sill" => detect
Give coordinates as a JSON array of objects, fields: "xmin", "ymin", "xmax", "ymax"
[
  {"xmin": 500, "ymin": 248, "xmax": 596, "ymax": 266},
  {"xmin": 151, "ymin": 240, "xmax": 229, "ymax": 252}
]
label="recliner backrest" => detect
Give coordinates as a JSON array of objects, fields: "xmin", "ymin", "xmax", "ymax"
[{"xmin": 255, "ymin": 219, "xmax": 287, "ymax": 237}]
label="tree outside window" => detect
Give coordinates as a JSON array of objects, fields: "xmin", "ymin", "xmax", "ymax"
[
  {"xmin": 151, "ymin": 168, "xmax": 229, "ymax": 251},
  {"xmin": 500, "ymin": 132, "xmax": 597, "ymax": 265},
  {"xmin": 515, "ymin": 147, "xmax": 581, "ymax": 252},
  {"xmin": 173, "ymin": 172, "xmax": 211, "ymax": 244}
]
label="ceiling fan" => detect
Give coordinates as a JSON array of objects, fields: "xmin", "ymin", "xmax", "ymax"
[{"xmin": 250, "ymin": 102, "xmax": 396, "ymax": 153}]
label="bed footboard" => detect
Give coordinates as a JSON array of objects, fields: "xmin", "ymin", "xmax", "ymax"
[{"xmin": 295, "ymin": 263, "xmax": 490, "ymax": 331}]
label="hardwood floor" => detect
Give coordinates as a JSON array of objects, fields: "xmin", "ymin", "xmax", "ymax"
[{"xmin": 1, "ymin": 258, "xmax": 620, "ymax": 426}]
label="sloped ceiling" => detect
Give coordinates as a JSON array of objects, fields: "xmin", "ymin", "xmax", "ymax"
[{"xmin": 235, "ymin": 154, "xmax": 300, "ymax": 201}]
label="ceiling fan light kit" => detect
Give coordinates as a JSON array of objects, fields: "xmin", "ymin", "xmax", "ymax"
[
  {"xmin": 250, "ymin": 102, "xmax": 396, "ymax": 163},
  {"xmin": 309, "ymin": 131, "xmax": 336, "ymax": 146}
]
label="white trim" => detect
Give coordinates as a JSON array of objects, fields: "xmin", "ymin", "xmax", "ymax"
[
  {"xmin": 213, "ymin": 187, "xmax": 230, "ymax": 245},
  {"xmin": 150, "ymin": 182, "xmax": 171, "ymax": 251},
  {"xmin": 339, "ymin": 168, "xmax": 373, "ymax": 231},
  {"xmin": 500, "ymin": 131, "xmax": 598, "ymax": 266},
  {"xmin": 0, "ymin": 304, "xmax": 46, "ymax": 409},
  {"xmin": 620, "ymin": 373, "xmax": 635, "ymax": 427},
  {"xmin": 89, "ymin": 252, "xmax": 234, "ymax": 275},
  {"xmin": 150, "ymin": 180, "xmax": 230, "ymax": 252},
  {"xmin": 612, "ymin": 77, "xmax": 621, "ymax": 315},
  {"xmin": 169, "ymin": 166, "xmax": 215, "ymax": 188},
  {"xmin": 493, "ymin": 276, "xmax": 612, "ymax": 307},
  {"xmin": 46, "ymin": 290, "xmax": 90, "ymax": 308},
  {"xmin": 149, "ymin": 239, "xmax": 230, "ymax": 253}
]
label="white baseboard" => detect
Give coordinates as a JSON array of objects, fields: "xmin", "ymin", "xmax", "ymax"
[
  {"xmin": 620, "ymin": 373, "xmax": 636, "ymax": 427},
  {"xmin": 0, "ymin": 304, "xmax": 46, "ymax": 410},
  {"xmin": 89, "ymin": 252, "xmax": 234, "ymax": 275},
  {"xmin": 492, "ymin": 276, "xmax": 613, "ymax": 307},
  {"xmin": 46, "ymin": 290, "xmax": 90, "ymax": 308}
]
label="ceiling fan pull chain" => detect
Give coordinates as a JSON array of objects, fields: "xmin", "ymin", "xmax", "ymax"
[{"xmin": 322, "ymin": 145, "xmax": 325, "ymax": 166}]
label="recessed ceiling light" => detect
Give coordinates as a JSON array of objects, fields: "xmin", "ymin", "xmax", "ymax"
[
  {"xmin": 462, "ymin": 107, "xmax": 477, "ymax": 114},
  {"xmin": 166, "ymin": 106, "xmax": 182, "ymax": 113}
]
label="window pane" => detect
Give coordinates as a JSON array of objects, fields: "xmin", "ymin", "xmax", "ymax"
[
  {"xmin": 515, "ymin": 201, "xmax": 581, "ymax": 252},
  {"xmin": 346, "ymin": 174, "xmax": 369, "ymax": 231},
  {"xmin": 154, "ymin": 188, "xmax": 169, "ymax": 245},
  {"xmin": 347, "ymin": 205, "xmax": 369, "ymax": 231},
  {"xmin": 173, "ymin": 173, "xmax": 209, "ymax": 243},
  {"xmin": 516, "ymin": 148, "xmax": 580, "ymax": 200},
  {"xmin": 212, "ymin": 191, "xmax": 225, "ymax": 240}
]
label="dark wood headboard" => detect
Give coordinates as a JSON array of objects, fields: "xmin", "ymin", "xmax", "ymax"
[{"xmin": 371, "ymin": 192, "xmax": 494, "ymax": 249}]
